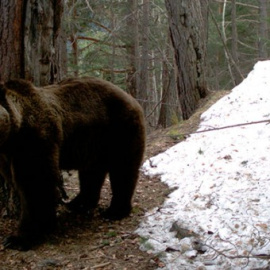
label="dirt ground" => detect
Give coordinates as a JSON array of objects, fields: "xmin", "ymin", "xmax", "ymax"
[{"xmin": 0, "ymin": 90, "xmax": 229, "ymax": 270}]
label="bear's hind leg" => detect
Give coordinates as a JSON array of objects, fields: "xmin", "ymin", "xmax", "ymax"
[
  {"xmin": 105, "ymin": 166, "xmax": 139, "ymax": 220},
  {"xmin": 67, "ymin": 168, "xmax": 107, "ymax": 213}
]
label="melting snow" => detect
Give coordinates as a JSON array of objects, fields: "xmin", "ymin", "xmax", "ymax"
[{"xmin": 136, "ymin": 61, "xmax": 270, "ymax": 269}]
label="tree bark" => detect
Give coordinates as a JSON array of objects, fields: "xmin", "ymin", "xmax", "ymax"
[
  {"xmin": 0, "ymin": 0, "xmax": 26, "ymax": 82},
  {"xmin": 258, "ymin": 0, "xmax": 268, "ymax": 59},
  {"xmin": 157, "ymin": 34, "xmax": 178, "ymax": 128},
  {"xmin": 157, "ymin": 56, "xmax": 170, "ymax": 128},
  {"xmin": 109, "ymin": 11, "xmax": 116, "ymax": 83},
  {"xmin": 24, "ymin": 0, "xmax": 64, "ymax": 86},
  {"xmin": 0, "ymin": 0, "xmax": 65, "ymax": 85},
  {"xmin": 126, "ymin": 0, "xmax": 139, "ymax": 98},
  {"xmin": 231, "ymin": 0, "xmax": 238, "ymax": 63},
  {"xmin": 165, "ymin": 0, "xmax": 208, "ymax": 120},
  {"xmin": 230, "ymin": 0, "xmax": 242, "ymax": 85},
  {"xmin": 70, "ymin": 34, "xmax": 79, "ymax": 77},
  {"xmin": 139, "ymin": 0, "xmax": 150, "ymax": 113}
]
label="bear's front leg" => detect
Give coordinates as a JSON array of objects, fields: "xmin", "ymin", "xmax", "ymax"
[{"xmin": 3, "ymin": 156, "xmax": 59, "ymax": 250}]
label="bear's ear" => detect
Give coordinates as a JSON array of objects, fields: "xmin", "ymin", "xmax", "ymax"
[{"xmin": 4, "ymin": 79, "xmax": 35, "ymax": 96}]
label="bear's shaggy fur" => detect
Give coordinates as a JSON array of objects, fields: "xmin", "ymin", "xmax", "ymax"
[{"xmin": 0, "ymin": 77, "xmax": 145, "ymax": 250}]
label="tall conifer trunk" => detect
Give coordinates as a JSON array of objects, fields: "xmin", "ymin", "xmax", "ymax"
[{"xmin": 165, "ymin": 0, "xmax": 208, "ymax": 120}]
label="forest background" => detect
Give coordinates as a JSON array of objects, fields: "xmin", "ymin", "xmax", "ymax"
[
  {"xmin": 1, "ymin": 0, "xmax": 269, "ymax": 132},
  {"xmin": 63, "ymin": 0, "xmax": 270, "ymax": 129}
]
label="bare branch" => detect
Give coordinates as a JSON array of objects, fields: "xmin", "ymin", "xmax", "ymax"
[
  {"xmin": 213, "ymin": 0, "xmax": 259, "ymax": 10},
  {"xmin": 84, "ymin": 0, "xmax": 93, "ymax": 12},
  {"xmin": 76, "ymin": 36, "xmax": 127, "ymax": 48}
]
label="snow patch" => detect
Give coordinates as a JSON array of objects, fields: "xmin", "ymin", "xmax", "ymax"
[{"xmin": 136, "ymin": 61, "xmax": 270, "ymax": 269}]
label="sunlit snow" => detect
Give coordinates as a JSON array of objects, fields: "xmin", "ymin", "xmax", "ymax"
[{"xmin": 136, "ymin": 61, "xmax": 270, "ymax": 269}]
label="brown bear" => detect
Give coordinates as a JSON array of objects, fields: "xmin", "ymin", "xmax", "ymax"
[{"xmin": 0, "ymin": 77, "xmax": 145, "ymax": 250}]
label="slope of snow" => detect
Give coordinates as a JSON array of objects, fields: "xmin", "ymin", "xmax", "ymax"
[{"xmin": 136, "ymin": 61, "xmax": 270, "ymax": 269}]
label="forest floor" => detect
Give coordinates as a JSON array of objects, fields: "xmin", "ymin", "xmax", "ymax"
[{"xmin": 0, "ymin": 90, "xmax": 229, "ymax": 270}]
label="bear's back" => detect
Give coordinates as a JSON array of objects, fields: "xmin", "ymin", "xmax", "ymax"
[
  {"xmin": 42, "ymin": 77, "xmax": 145, "ymax": 170},
  {"xmin": 43, "ymin": 77, "xmax": 144, "ymax": 130}
]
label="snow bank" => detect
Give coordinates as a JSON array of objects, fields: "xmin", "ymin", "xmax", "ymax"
[{"xmin": 137, "ymin": 61, "xmax": 270, "ymax": 269}]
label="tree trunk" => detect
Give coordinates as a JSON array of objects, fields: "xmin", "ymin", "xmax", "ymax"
[
  {"xmin": 139, "ymin": 0, "xmax": 150, "ymax": 114},
  {"xmin": 258, "ymin": 0, "xmax": 268, "ymax": 59},
  {"xmin": 0, "ymin": 0, "xmax": 26, "ymax": 82},
  {"xmin": 157, "ymin": 34, "xmax": 178, "ymax": 128},
  {"xmin": 231, "ymin": 0, "xmax": 238, "ymax": 63},
  {"xmin": 0, "ymin": 0, "xmax": 65, "ymax": 85},
  {"xmin": 165, "ymin": 0, "xmax": 208, "ymax": 120},
  {"xmin": 125, "ymin": 0, "xmax": 139, "ymax": 98},
  {"xmin": 0, "ymin": 0, "xmax": 65, "ymax": 216},
  {"xmin": 55, "ymin": 29, "xmax": 68, "ymax": 81},
  {"xmin": 24, "ymin": 0, "xmax": 64, "ymax": 86},
  {"xmin": 70, "ymin": 34, "xmax": 79, "ymax": 77},
  {"xmin": 110, "ymin": 11, "xmax": 116, "ymax": 83},
  {"xmin": 231, "ymin": 0, "xmax": 242, "ymax": 85},
  {"xmin": 157, "ymin": 56, "xmax": 170, "ymax": 128}
]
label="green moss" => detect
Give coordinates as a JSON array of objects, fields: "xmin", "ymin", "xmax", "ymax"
[{"xmin": 167, "ymin": 128, "xmax": 185, "ymax": 141}]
